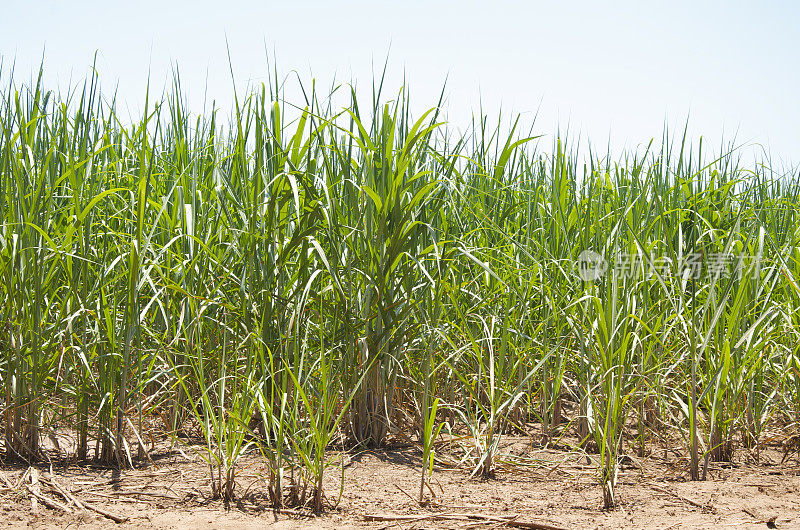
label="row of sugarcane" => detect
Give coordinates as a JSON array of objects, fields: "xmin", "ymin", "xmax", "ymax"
[{"xmin": 1, "ymin": 64, "xmax": 799, "ymax": 510}]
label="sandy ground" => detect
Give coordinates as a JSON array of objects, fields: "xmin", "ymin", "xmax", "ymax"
[{"xmin": 1, "ymin": 436, "xmax": 799, "ymax": 529}]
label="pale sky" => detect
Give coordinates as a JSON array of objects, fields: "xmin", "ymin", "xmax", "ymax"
[{"xmin": 1, "ymin": 1, "xmax": 797, "ymax": 166}]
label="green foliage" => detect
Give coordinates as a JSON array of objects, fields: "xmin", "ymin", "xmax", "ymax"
[{"xmin": 0, "ymin": 60, "xmax": 798, "ymax": 511}]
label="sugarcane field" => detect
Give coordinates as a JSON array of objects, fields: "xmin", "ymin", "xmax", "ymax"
[{"xmin": 1, "ymin": 2, "xmax": 799, "ymax": 528}]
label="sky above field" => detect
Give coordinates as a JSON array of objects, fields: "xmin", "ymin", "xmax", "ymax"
[{"xmin": 1, "ymin": 0, "xmax": 797, "ymax": 166}]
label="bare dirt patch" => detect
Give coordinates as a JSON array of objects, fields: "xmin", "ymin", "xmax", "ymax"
[{"xmin": 2, "ymin": 437, "xmax": 799, "ymax": 529}]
